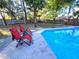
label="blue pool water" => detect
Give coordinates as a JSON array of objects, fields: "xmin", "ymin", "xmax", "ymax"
[{"xmin": 41, "ymin": 27, "xmax": 79, "ymax": 59}]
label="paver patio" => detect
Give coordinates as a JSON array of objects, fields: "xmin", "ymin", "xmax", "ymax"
[{"xmin": 0, "ymin": 31, "xmax": 57, "ymax": 59}]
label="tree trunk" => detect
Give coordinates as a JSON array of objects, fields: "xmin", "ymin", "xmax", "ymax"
[
  {"xmin": 68, "ymin": 5, "xmax": 72, "ymax": 22},
  {"xmin": 6, "ymin": 6, "xmax": 17, "ymax": 20},
  {"xmin": 33, "ymin": 8, "xmax": 37, "ymax": 27},
  {"xmin": 22, "ymin": 0, "xmax": 27, "ymax": 24},
  {"xmin": 0, "ymin": 11, "xmax": 7, "ymax": 25}
]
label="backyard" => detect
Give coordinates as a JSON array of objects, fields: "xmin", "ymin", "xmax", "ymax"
[{"xmin": 0, "ymin": 0, "xmax": 79, "ymax": 59}]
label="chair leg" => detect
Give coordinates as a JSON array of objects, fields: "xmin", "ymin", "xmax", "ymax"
[
  {"xmin": 18, "ymin": 40, "xmax": 24, "ymax": 46},
  {"xmin": 16, "ymin": 39, "xmax": 32, "ymax": 47},
  {"xmin": 16, "ymin": 40, "xmax": 23, "ymax": 48},
  {"xmin": 16, "ymin": 44, "xmax": 18, "ymax": 48},
  {"xmin": 23, "ymin": 41, "xmax": 31, "ymax": 46},
  {"xmin": 30, "ymin": 40, "xmax": 33, "ymax": 44}
]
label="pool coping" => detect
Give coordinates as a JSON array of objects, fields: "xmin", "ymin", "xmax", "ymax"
[
  {"xmin": 33, "ymin": 28, "xmax": 58, "ymax": 59},
  {"xmin": 34, "ymin": 26, "xmax": 79, "ymax": 34}
]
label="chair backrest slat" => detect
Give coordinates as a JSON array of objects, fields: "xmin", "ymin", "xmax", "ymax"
[
  {"xmin": 10, "ymin": 26, "xmax": 21, "ymax": 40},
  {"xmin": 26, "ymin": 28, "xmax": 32, "ymax": 35},
  {"xmin": 24, "ymin": 34, "xmax": 32, "ymax": 41},
  {"xmin": 19, "ymin": 24, "xmax": 25, "ymax": 32}
]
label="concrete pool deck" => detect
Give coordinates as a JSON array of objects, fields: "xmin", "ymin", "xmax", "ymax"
[{"xmin": 0, "ymin": 30, "xmax": 57, "ymax": 59}]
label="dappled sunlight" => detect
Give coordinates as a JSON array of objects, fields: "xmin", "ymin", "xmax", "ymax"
[{"xmin": 0, "ymin": 29, "xmax": 11, "ymax": 36}]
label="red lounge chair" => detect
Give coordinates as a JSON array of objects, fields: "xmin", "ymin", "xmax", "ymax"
[
  {"xmin": 19, "ymin": 24, "xmax": 32, "ymax": 35},
  {"xmin": 10, "ymin": 26, "xmax": 22, "ymax": 41},
  {"xmin": 10, "ymin": 26, "xmax": 31, "ymax": 47},
  {"xmin": 19, "ymin": 25, "xmax": 33, "ymax": 43},
  {"xmin": 19, "ymin": 24, "xmax": 25, "ymax": 33}
]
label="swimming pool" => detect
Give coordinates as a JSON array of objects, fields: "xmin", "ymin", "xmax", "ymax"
[{"xmin": 41, "ymin": 26, "xmax": 79, "ymax": 59}]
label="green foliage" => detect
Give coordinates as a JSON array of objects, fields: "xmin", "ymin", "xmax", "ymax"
[
  {"xmin": 45, "ymin": 0, "xmax": 59, "ymax": 19},
  {"xmin": 25, "ymin": 0, "xmax": 46, "ymax": 23},
  {"xmin": 74, "ymin": 11, "xmax": 79, "ymax": 17},
  {"xmin": 25, "ymin": 0, "xmax": 46, "ymax": 11},
  {"xmin": 46, "ymin": 0, "xmax": 62, "ymax": 11},
  {"xmin": 62, "ymin": 0, "xmax": 75, "ymax": 4},
  {"xmin": 45, "ymin": 0, "xmax": 75, "ymax": 19},
  {"xmin": 46, "ymin": 0, "xmax": 75, "ymax": 11},
  {"xmin": 0, "ymin": 0, "xmax": 7, "ymax": 8},
  {"xmin": 0, "ymin": 0, "xmax": 19, "ymax": 21}
]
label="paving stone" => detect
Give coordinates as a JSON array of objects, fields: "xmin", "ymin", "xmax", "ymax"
[{"xmin": 0, "ymin": 33, "xmax": 57, "ymax": 59}]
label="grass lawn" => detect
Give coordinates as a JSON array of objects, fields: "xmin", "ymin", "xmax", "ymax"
[{"xmin": 0, "ymin": 23, "xmax": 66, "ymax": 39}]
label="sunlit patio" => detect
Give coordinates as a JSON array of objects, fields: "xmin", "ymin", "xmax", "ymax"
[{"xmin": 0, "ymin": 31, "xmax": 56, "ymax": 59}]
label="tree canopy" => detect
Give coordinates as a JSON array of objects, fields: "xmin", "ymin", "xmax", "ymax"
[
  {"xmin": 0, "ymin": 0, "xmax": 76, "ymax": 25},
  {"xmin": 45, "ymin": 0, "xmax": 75, "ymax": 19}
]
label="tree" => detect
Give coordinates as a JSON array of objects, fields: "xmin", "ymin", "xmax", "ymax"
[
  {"xmin": 45, "ymin": 0, "xmax": 75, "ymax": 19},
  {"xmin": 25, "ymin": 0, "xmax": 46, "ymax": 26},
  {"xmin": 0, "ymin": 0, "xmax": 8, "ymax": 25},
  {"xmin": 18, "ymin": 0, "xmax": 27, "ymax": 24},
  {"xmin": 0, "ymin": 0, "xmax": 17, "ymax": 25},
  {"xmin": 46, "ymin": 0, "xmax": 59, "ymax": 19}
]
